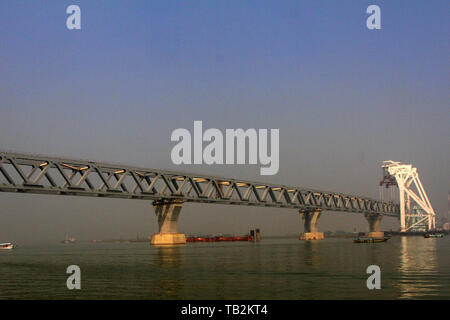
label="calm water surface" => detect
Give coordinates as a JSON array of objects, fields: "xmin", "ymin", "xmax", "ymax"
[{"xmin": 0, "ymin": 236, "xmax": 449, "ymax": 299}]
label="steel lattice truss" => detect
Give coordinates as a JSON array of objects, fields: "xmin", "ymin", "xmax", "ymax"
[{"xmin": 0, "ymin": 152, "xmax": 399, "ymax": 216}]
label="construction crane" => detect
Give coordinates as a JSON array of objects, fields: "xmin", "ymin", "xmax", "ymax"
[{"xmin": 380, "ymin": 161, "xmax": 436, "ymax": 232}]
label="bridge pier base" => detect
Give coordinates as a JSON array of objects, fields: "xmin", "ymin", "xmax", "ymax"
[
  {"xmin": 364, "ymin": 213, "xmax": 384, "ymax": 238},
  {"xmin": 299, "ymin": 209, "xmax": 324, "ymax": 240},
  {"xmin": 151, "ymin": 199, "xmax": 186, "ymax": 245}
]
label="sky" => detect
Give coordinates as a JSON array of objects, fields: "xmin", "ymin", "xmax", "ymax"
[{"xmin": 0, "ymin": 1, "xmax": 449, "ymax": 244}]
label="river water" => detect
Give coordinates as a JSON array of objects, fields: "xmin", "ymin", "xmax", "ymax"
[{"xmin": 0, "ymin": 236, "xmax": 449, "ymax": 299}]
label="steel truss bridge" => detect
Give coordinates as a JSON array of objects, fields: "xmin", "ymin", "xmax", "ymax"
[{"xmin": 0, "ymin": 151, "xmax": 399, "ymax": 217}]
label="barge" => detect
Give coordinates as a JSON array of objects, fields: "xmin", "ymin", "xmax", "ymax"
[
  {"xmin": 353, "ymin": 237, "xmax": 389, "ymax": 243},
  {"xmin": 186, "ymin": 235, "xmax": 253, "ymax": 243}
]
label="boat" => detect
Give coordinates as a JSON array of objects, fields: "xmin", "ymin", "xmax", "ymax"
[
  {"xmin": 353, "ymin": 237, "xmax": 389, "ymax": 243},
  {"xmin": 61, "ymin": 234, "xmax": 76, "ymax": 243},
  {"xmin": 424, "ymin": 233, "xmax": 444, "ymax": 238},
  {"xmin": 0, "ymin": 242, "xmax": 14, "ymax": 250},
  {"xmin": 186, "ymin": 234, "xmax": 253, "ymax": 243}
]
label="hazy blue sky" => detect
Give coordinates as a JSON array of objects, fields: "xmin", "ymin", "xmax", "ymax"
[{"xmin": 0, "ymin": 1, "xmax": 448, "ymax": 244}]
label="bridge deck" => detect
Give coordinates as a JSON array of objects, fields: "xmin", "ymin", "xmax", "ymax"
[{"xmin": 0, "ymin": 151, "xmax": 399, "ymax": 216}]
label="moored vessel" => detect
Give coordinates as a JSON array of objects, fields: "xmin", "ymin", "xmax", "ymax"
[
  {"xmin": 186, "ymin": 235, "xmax": 253, "ymax": 243},
  {"xmin": 61, "ymin": 234, "xmax": 76, "ymax": 243},
  {"xmin": 424, "ymin": 233, "xmax": 444, "ymax": 238},
  {"xmin": 0, "ymin": 242, "xmax": 14, "ymax": 250},
  {"xmin": 353, "ymin": 237, "xmax": 389, "ymax": 243}
]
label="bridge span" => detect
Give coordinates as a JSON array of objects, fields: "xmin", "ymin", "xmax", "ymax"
[{"xmin": 0, "ymin": 151, "xmax": 399, "ymax": 244}]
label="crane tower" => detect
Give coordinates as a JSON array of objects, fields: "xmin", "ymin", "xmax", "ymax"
[{"xmin": 380, "ymin": 161, "xmax": 436, "ymax": 232}]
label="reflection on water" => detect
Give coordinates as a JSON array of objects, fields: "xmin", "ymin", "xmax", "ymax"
[
  {"xmin": 153, "ymin": 246, "xmax": 184, "ymax": 298},
  {"xmin": 154, "ymin": 246, "xmax": 182, "ymax": 269},
  {"xmin": 303, "ymin": 241, "xmax": 321, "ymax": 268},
  {"xmin": 398, "ymin": 237, "xmax": 440, "ymax": 299},
  {"xmin": 1, "ymin": 237, "xmax": 449, "ymax": 299}
]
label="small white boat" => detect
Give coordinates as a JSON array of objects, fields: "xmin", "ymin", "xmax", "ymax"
[
  {"xmin": 0, "ymin": 242, "xmax": 14, "ymax": 250},
  {"xmin": 61, "ymin": 234, "xmax": 76, "ymax": 244}
]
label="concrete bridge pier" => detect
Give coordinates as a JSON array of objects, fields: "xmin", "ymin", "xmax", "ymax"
[
  {"xmin": 364, "ymin": 213, "xmax": 384, "ymax": 238},
  {"xmin": 151, "ymin": 199, "xmax": 186, "ymax": 245},
  {"xmin": 299, "ymin": 209, "xmax": 324, "ymax": 240}
]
